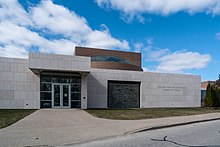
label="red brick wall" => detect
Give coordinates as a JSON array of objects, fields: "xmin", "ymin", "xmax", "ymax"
[{"xmin": 75, "ymin": 46, "xmax": 143, "ymax": 71}]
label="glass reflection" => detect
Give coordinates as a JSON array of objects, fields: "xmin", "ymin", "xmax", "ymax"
[{"xmin": 40, "ymin": 74, "xmax": 81, "ymax": 108}]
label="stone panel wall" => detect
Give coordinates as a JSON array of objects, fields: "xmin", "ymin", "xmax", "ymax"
[
  {"xmin": 141, "ymin": 72, "xmax": 201, "ymax": 108},
  {"xmin": 29, "ymin": 52, "xmax": 91, "ymax": 72},
  {"xmin": 0, "ymin": 57, "xmax": 40, "ymax": 109},
  {"xmin": 0, "ymin": 55, "xmax": 201, "ymax": 109},
  {"xmin": 87, "ymin": 69, "xmax": 201, "ymax": 108}
]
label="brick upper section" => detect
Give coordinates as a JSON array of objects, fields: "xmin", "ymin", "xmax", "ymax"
[
  {"xmin": 75, "ymin": 46, "xmax": 142, "ymax": 71},
  {"xmin": 201, "ymin": 81, "xmax": 215, "ymax": 89},
  {"xmin": 75, "ymin": 46, "xmax": 142, "ymax": 66}
]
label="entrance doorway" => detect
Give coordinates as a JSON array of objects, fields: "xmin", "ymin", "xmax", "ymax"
[
  {"xmin": 52, "ymin": 84, "xmax": 71, "ymax": 108},
  {"xmin": 40, "ymin": 74, "xmax": 82, "ymax": 109}
]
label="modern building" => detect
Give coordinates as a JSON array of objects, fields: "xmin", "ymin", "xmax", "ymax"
[
  {"xmin": 0, "ymin": 46, "xmax": 201, "ymax": 109},
  {"xmin": 201, "ymin": 81, "xmax": 215, "ymax": 90}
]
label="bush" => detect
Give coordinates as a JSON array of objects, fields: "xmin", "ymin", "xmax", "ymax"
[
  {"xmin": 205, "ymin": 84, "xmax": 212, "ymax": 107},
  {"xmin": 212, "ymin": 86, "xmax": 219, "ymax": 107},
  {"xmin": 218, "ymin": 89, "xmax": 220, "ymax": 107}
]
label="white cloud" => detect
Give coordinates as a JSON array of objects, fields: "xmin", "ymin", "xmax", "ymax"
[
  {"xmin": 146, "ymin": 38, "xmax": 154, "ymax": 45},
  {"xmin": 100, "ymin": 24, "xmax": 110, "ymax": 33},
  {"xmin": 215, "ymin": 32, "xmax": 220, "ymax": 40},
  {"xmin": 136, "ymin": 38, "xmax": 169, "ymax": 62},
  {"xmin": 142, "ymin": 67, "xmax": 150, "ymax": 72},
  {"xmin": 156, "ymin": 51, "xmax": 211, "ymax": 72},
  {"xmin": 0, "ymin": 0, "xmax": 129, "ymax": 58},
  {"xmin": 30, "ymin": 0, "xmax": 129, "ymax": 50},
  {"xmin": 134, "ymin": 38, "xmax": 211, "ymax": 73},
  {"xmin": 0, "ymin": 22, "xmax": 43, "ymax": 48},
  {"xmin": 0, "ymin": 0, "xmax": 32, "ymax": 26},
  {"xmin": 133, "ymin": 42, "xmax": 143, "ymax": 52},
  {"xmin": 95, "ymin": 0, "xmax": 220, "ymax": 22},
  {"xmin": 30, "ymin": 1, "xmax": 91, "ymax": 39},
  {"xmin": 39, "ymin": 39, "xmax": 76, "ymax": 55},
  {"xmin": 0, "ymin": 45, "xmax": 28, "ymax": 58},
  {"xmin": 0, "ymin": 21, "xmax": 76, "ymax": 56},
  {"xmin": 85, "ymin": 30, "xmax": 129, "ymax": 49},
  {"xmin": 146, "ymin": 48, "xmax": 170, "ymax": 61}
]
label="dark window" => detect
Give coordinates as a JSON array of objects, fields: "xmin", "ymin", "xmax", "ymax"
[
  {"xmin": 60, "ymin": 76, "xmax": 70, "ymax": 83},
  {"xmin": 52, "ymin": 75, "xmax": 61, "ymax": 83},
  {"xmin": 41, "ymin": 101, "xmax": 52, "ymax": 108},
  {"xmin": 71, "ymin": 77, "xmax": 81, "ymax": 83},
  {"xmin": 91, "ymin": 55, "xmax": 135, "ymax": 65},
  {"xmin": 71, "ymin": 101, "xmax": 81, "ymax": 108},
  {"xmin": 71, "ymin": 84, "xmax": 81, "ymax": 92},
  {"xmin": 40, "ymin": 83, "xmax": 52, "ymax": 91},
  {"xmin": 71, "ymin": 93, "xmax": 81, "ymax": 100},
  {"xmin": 201, "ymin": 90, "xmax": 206, "ymax": 100},
  {"xmin": 40, "ymin": 75, "xmax": 53, "ymax": 108},
  {"xmin": 40, "ymin": 74, "xmax": 81, "ymax": 109},
  {"xmin": 40, "ymin": 75, "xmax": 51, "ymax": 82},
  {"xmin": 40, "ymin": 92, "xmax": 52, "ymax": 100}
]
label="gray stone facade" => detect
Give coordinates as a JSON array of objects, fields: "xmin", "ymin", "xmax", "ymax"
[
  {"xmin": 0, "ymin": 57, "xmax": 39, "ymax": 109},
  {"xmin": 29, "ymin": 53, "xmax": 91, "ymax": 73},
  {"xmin": 0, "ymin": 52, "xmax": 201, "ymax": 109},
  {"xmin": 0, "ymin": 52, "xmax": 90, "ymax": 109},
  {"xmin": 87, "ymin": 69, "xmax": 201, "ymax": 108}
]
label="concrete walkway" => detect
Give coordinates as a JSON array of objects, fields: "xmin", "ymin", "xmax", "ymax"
[{"xmin": 0, "ymin": 109, "xmax": 220, "ymax": 147}]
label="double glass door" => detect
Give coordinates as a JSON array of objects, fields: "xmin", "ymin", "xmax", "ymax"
[{"xmin": 53, "ymin": 84, "xmax": 70, "ymax": 108}]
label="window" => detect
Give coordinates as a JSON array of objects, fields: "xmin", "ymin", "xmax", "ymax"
[
  {"xmin": 40, "ymin": 74, "xmax": 81, "ymax": 108},
  {"xmin": 91, "ymin": 56, "xmax": 135, "ymax": 65},
  {"xmin": 201, "ymin": 90, "xmax": 206, "ymax": 100}
]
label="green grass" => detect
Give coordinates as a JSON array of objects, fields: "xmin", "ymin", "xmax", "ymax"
[
  {"xmin": 0, "ymin": 109, "xmax": 36, "ymax": 129},
  {"xmin": 85, "ymin": 108, "xmax": 220, "ymax": 120}
]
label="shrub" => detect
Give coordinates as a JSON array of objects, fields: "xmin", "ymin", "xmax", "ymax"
[
  {"xmin": 212, "ymin": 86, "xmax": 219, "ymax": 107},
  {"xmin": 217, "ymin": 88, "xmax": 220, "ymax": 107},
  {"xmin": 204, "ymin": 84, "xmax": 212, "ymax": 107}
]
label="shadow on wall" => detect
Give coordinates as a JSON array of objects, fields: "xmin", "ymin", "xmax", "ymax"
[{"xmin": 87, "ymin": 74, "xmax": 107, "ymax": 108}]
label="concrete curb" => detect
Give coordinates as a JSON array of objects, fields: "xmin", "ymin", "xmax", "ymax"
[
  {"xmin": 59, "ymin": 135, "xmax": 127, "ymax": 147},
  {"xmin": 59, "ymin": 117, "xmax": 220, "ymax": 147},
  {"xmin": 124, "ymin": 117, "xmax": 220, "ymax": 135}
]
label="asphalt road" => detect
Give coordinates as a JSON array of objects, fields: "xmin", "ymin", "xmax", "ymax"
[{"xmin": 68, "ymin": 120, "xmax": 220, "ymax": 147}]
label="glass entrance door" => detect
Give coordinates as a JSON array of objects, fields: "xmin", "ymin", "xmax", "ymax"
[
  {"xmin": 62, "ymin": 85, "xmax": 70, "ymax": 107},
  {"xmin": 53, "ymin": 84, "xmax": 70, "ymax": 108},
  {"xmin": 54, "ymin": 84, "xmax": 61, "ymax": 107}
]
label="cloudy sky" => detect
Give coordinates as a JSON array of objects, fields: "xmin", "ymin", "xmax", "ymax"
[{"xmin": 1, "ymin": 0, "xmax": 220, "ymax": 81}]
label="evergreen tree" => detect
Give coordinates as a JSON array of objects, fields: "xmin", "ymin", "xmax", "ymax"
[
  {"xmin": 216, "ymin": 76, "xmax": 220, "ymax": 86},
  {"xmin": 217, "ymin": 88, "xmax": 220, "ymax": 107},
  {"xmin": 204, "ymin": 84, "xmax": 212, "ymax": 107},
  {"xmin": 212, "ymin": 86, "xmax": 219, "ymax": 107}
]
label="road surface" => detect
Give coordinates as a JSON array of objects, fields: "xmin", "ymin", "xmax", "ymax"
[{"xmin": 68, "ymin": 120, "xmax": 220, "ymax": 147}]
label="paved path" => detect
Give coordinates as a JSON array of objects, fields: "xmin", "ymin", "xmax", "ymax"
[{"xmin": 0, "ymin": 109, "xmax": 220, "ymax": 147}]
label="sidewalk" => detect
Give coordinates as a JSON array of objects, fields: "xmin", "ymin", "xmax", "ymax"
[{"xmin": 0, "ymin": 109, "xmax": 220, "ymax": 147}]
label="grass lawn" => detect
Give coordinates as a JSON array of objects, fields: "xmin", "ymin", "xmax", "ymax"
[
  {"xmin": 0, "ymin": 109, "xmax": 36, "ymax": 129},
  {"xmin": 85, "ymin": 108, "xmax": 220, "ymax": 120}
]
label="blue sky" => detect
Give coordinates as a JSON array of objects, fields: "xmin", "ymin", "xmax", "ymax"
[{"xmin": 0, "ymin": 0, "xmax": 220, "ymax": 81}]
